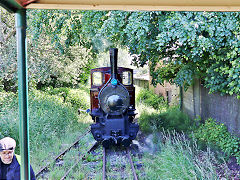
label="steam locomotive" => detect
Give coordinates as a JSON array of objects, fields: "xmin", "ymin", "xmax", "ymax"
[{"xmin": 90, "ymin": 48, "xmax": 139, "ymax": 148}]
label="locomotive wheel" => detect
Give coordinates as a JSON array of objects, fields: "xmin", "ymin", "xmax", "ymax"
[{"xmin": 122, "ymin": 138, "xmax": 131, "ymax": 147}]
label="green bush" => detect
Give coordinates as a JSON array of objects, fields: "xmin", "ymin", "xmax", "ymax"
[
  {"xmin": 0, "ymin": 92, "xmax": 20, "ymax": 152},
  {"xmin": 139, "ymin": 107, "xmax": 192, "ymax": 134},
  {"xmin": 65, "ymin": 89, "xmax": 89, "ymax": 110},
  {"xmin": 44, "ymin": 87, "xmax": 90, "ymax": 110},
  {"xmin": 138, "ymin": 111, "xmax": 163, "ymax": 133},
  {"xmin": 194, "ymin": 118, "xmax": 240, "ymax": 164},
  {"xmin": 143, "ymin": 131, "xmax": 218, "ymax": 180},
  {"xmin": 0, "ymin": 89, "xmax": 90, "ymax": 154},
  {"xmin": 161, "ymin": 108, "xmax": 192, "ymax": 132},
  {"xmin": 45, "ymin": 87, "xmax": 70, "ymax": 101},
  {"xmin": 136, "ymin": 89, "xmax": 167, "ymax": 110}
]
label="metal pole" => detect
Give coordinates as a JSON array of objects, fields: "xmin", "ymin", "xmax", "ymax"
[
  {"xmin": 179, "ymin": 86, "xmax": 183, "ymax": 111},
  {"xmin": 16, "ymin": 9, "xmax": 30, "ymax": 180}
]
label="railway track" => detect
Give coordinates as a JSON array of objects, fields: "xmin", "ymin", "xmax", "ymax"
[
  {"xmin": 58, "ymin": 142, "xmax": 140, "ymax": 179},
  {"xmin": 60, "ymin": 141, "xmax": 99, "ymax": 180},
  {"xmin": 36, "ymin": 129, "xmax": 91, "ymax": 179},
  {"xmin": 36, "ymin": 129, "xmax": 141, "ymax": 179},
  {"xmin": 102, "ymin": 147, "xmax": 139, "ymax": 180}
]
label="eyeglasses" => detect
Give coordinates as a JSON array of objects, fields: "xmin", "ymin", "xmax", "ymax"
[{"xmin": 0, "ymin": 150, "xmax": 14, "ymax": 156}]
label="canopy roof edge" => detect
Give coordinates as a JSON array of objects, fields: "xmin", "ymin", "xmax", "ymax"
[
  {"xmin": 0, "ymin": 0, "xmax": 23, "ymax": 13},
  {"xmin": 2, "ymin": 0, "xmax": 240, "ymax": 12},
  {"xmin": 0, "ymin": 0, "xmax": 36, "ymax": 13},
  {"xmin": 26, "ymin": 4, "xmax": 240, "ymax": 12}
]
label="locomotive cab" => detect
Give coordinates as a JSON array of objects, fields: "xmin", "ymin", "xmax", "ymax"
[{"xmin": 90, "ymin": 48, "xmax": 139, "ymax": 148}]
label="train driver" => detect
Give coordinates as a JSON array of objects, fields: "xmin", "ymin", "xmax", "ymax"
[{"xmin": 0, "ymin": 137, "xmax": 36, "ymax": 180}]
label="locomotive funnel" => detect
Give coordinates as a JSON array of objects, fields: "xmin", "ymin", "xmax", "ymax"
[{"xmin": 109, "ymin": 48, "xmax": 118, "ymax": 79}]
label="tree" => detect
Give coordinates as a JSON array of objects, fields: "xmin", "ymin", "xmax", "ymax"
[
  {"xmin": 0, "ymin": 8, "xmax": 96, "ymax": 91},
  {"xmin": 26, "ymin": 9, "xmax": 97, "ymax": 89},
  {"xmin": 2, "ymin": 9, "xmax": 239, "ymax": 97},
  {"xmin": 0, "ymin": 7, "xmax": 17, "ymax": 92},
  {"xmin": 66, "ymin": 11, "xmax": 240, "ymax": 98}
]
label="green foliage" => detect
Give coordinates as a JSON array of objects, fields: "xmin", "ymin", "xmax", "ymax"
[
  {"xmin": 153, "ymin": 12, "xmax": 240, "ymax": 97},
  {"xmin": 151, "ymin": 62, "xmax": 181, "ymax": 85},
  {"xmin": 0, "ymin": 92, "xmax": 20, "ymax": 152},
  {"xmin": 194, "ymin": 118, "xmax": 240, "ymax": 164},
  {"xmin": 139, "ymin": 107, "xmax": 192, "ymax": 134},
  {"xmin": 0, "ymin": 89, "xmax": 90, "ymax": 154},
  {"xmin": 0, "ymin": 8, "xmax": 96, "ymax": 91},
  {"xmin": 136, "ymin": 89, "xmax": 167, "ymax": 110},
  {"xmin": 44, "ymin": 87, "xmax": 90, "ymax": 110},
  {"xmin": 160, "ymin": 108, "xmax": 192, "ymax": 132},
  {"xmin": 45, "ymin": 87, "xmax": 70, "ymax": 100},
  {"xmin": 0, "ymin": 8, "xmax": 17, "ymax": 92},
  {"xmin": 2, "ymin": 8, "xmax": 240, "ymax": 97},
  {"xmin": 143, "ymin": 131, "xmax": 218, "ymax": 179},
  {"xmin": 51, "ymin": 10, "xmax": 240, "ymax": 98},
  {"xmin": 138, "ymin": 111, "xmax": 163, "ymax": 133},
  {"xmin": 3, "ymin": 8, "xmax": 240, "ymax": 97},
  {"xmin": 27, "ymin": 9, "xmax": 97, "ymax": 89},
  {"xmin": 65, "ymin": 89, "xmax": 89, "ymax": 110}
]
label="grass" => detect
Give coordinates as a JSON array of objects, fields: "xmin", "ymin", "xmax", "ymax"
[
  {"xmin": 135, "ymin": 86, "xmax": 237, "ymax": 179},
  {"xmin": 136, "ymin": 88, "xmax": 167, "ymax": 110},
  {"xmin": 135, "ymin": 86, "xmax": 192, "ymax": 134},
  {"xmin": 142, "ymin": 131, "xmax": 221, "ymax": 180},
  {"xmin": 1, "ymin": 85, "xmax": 237, "ymax": 179},
  {"xmin": 0, "ymin": 88, "xmax": 92, "ymax": 174}
]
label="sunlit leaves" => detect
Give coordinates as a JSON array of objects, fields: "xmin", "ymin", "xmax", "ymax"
[{"xmin": 1, "ymin": 8, "xmax": 240, "ymax": 97}]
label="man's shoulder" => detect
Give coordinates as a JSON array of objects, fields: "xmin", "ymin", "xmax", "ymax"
[
  {"xmin": 12, "ymin": 155, "xmax": 36, "ymax": 180},
  {"xmin": 15, "ymin": 154, "xmax": 21, "ymax": 165},
  {"xmin": 8, "ymin": 155, "xmax": 20, "ymax": 169},
  {"xmin": 5, "ymin": 156, "xmax": 21, "ymax": 180}
]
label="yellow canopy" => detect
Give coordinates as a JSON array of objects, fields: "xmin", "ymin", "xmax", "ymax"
[
  {"xmin": 26, "ymin": 0, "xmax": 240, "ymax": 11},
  {"xmin": 2, "ymin": 0, "xmax": 240, "ymax": 12}
]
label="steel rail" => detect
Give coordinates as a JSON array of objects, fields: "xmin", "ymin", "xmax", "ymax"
[
  {"xmin": 126, "ymin": 148, "xmax": 138, "ymax": 180},
  {"xmin": 102, "ymin": 147, "xmax": 138, "ymax": 180},
  {"xmin": 102, "ymin": 147, "xmax": 106, "ymax": 180},
  {"xmin": 60, "ymin": 154, "xmax": 84, "ymax": 180},
  {"xmin": 36, "ymin": 129, "xmax": 90, "ymax": 177},
  {"xmin": 60, "ymin": 141, "xmax": 99, "ymax": 180}
]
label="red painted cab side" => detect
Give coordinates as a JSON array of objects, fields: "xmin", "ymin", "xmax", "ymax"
[{"xmin": 90, "ymin": 67, "xmax": 135, "ymax": 112}]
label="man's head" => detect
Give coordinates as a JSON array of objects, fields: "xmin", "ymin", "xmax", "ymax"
[{"xmin": 0, "ymin": 137, "xmax": 16, "ymax": 164}]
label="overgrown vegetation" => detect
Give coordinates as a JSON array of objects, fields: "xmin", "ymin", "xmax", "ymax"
[
  {"xmin": 136, "ymin": 87, "xmax": 240, "ymax": 167},
  {"xmin": 43, "ymin": 86, "xmax": 90, "ymax": 110},
  {"xmin": 138, "ymin": 108, "xmax": 192, "ymax": 134},
  {"xmin": 3, "ymin": 8, "xmax": 240, "ymax": 97},
  {"xmin": 1, "ymin": 6, "xmax": 240, "ymax": 177},
  {"xmin": 0, "ymin": 92, "xmax": 19, "ymax": 149},
  {"xmin": 0, "ymin": 88, "xmax": 92, "ymax": 172},
  {"xmin": 143, "ymin": 131, "xmax": 233, "ymax": 179},
  {"xmin": 0, "ymin": 7, "xmax": 96, "ymax": 91},
  {"xmin": 194, "ymin": 118, "xmax": 240, "ymax": 164},
  {"xmin": 136, "ymin": 89, "xmax": 167, "ymax": 110},
  {"xmin": 25, "ymin": 10, "xmax": 240, "ymax": 98},
  {"xmin": 136, "ymin": 88, "xmax": 192, "ymax": 133}
]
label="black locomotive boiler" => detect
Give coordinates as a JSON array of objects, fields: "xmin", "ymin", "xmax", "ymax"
[{"xmin": 90, "ymin": 48, "xmax": 139, "ymax": 148}]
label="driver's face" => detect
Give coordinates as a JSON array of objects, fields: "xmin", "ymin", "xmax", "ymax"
[{"xmin": 0, "ymin": 150, "xmax": 14, "ymax": 164}]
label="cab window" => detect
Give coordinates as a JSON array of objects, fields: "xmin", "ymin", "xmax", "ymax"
[
  {"xmin": 122, "ymin": 71, "xmax": 132, "ymax": 85},
  {"xmin": 92, "ymin": 72, "xmax": 102, "ymax": 86}
]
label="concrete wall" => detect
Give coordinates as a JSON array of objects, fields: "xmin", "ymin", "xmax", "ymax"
[
  {"xmin": 133, "ymin": 75, "xmax": 179, "ymax": 106},
  {"xmin": 133, "ymin": 77, "xmax": 149, "ymax": 89},
  {"xmin": 182, "ymin": 79, "xmax": 201, "ymax": 119},
  {"xmin": 183, "ymin": 79, "xmax": 240, "ymax": 137},
  {"xmin": 149, "ymin": 81, "xmax": 179, "ymax": 106}
]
